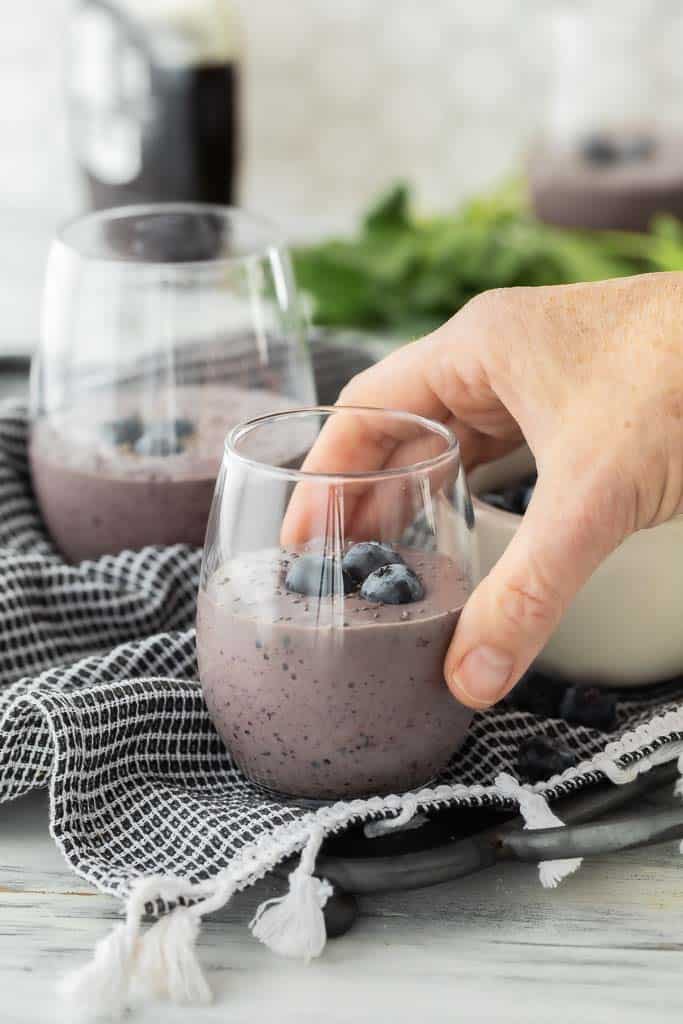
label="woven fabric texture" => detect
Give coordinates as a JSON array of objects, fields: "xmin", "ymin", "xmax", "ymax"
[{"xmin": 2, "ymin": 401, "xmax": 683, "ymax": 901}]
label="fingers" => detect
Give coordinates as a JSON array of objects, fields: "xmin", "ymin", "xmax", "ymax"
[
  {"xmin": 282, "ymin": 300, "xmax": 524, "ymax": 546},
  {"xmin": 280, "ymin": 403, "xmax": 446, "ymax": 545},
  {"xmin": 445, "ymin": 461, "xmax": 629, "ymax": 708},
  {"xmin": 334, "ymin": 335, "xmax": 449, "ymax": 421}
]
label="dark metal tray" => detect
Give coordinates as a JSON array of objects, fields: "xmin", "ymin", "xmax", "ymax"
[{"xmin": 275, "ymin": 763, "xmax": 683, "ymax": 938}]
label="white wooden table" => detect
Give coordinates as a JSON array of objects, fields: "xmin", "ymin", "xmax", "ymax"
[{"xmin": 2, "ymin": 785, "xmax": 682, "ymax": 1024}]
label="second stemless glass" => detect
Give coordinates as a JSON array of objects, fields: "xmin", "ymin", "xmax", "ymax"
[
  {"xmin": 30, "ymin": 204, "xmax": 315, "ymax": 562},
  {"xmin": 197, "ymin": 407, "xmax": 477, "ymax": 802}
]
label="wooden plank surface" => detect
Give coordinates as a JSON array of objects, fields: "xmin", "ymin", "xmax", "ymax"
[{"xmin": 2, "ymin": 785, "xmax": 682, "ymax": 1023}]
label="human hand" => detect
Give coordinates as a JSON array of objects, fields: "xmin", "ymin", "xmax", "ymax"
[{"xmin": 288, "ymin": 273, "xmax": 683, "ymax": 708}]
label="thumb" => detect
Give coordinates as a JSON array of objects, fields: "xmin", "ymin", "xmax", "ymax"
[{"xmin": 445, "ymin": 463, "xmax": 629, "ymax": 708}]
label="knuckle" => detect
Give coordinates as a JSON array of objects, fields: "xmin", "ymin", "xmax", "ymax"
[
  {"xmin": 461, "ymin": 288, "xmax": 505, "ymax": 325},
  {"xmin": 458, "ymin": 288, "xmax": 533, "ymax": 379},
  {"xmin": 337, "ymin": 371, "xmax": 371, "ymax": 406},
  {"xmin": 462, "ymin": 286, "xmax": 527, "ymax": 324}
]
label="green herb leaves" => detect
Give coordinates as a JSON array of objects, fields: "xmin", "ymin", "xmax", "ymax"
[{"xmin": 293, "ymin": 181, "xmax": 683, "ymax": 336}]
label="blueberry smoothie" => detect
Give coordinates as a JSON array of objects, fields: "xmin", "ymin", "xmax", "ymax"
[
  {"xmin": 529, "ymin": 133, "xmax": 683, "ymax": 231},
  {"xmin": 29, "ymin": 385, "xmax": 299, "ymax": 562},
  {"xmin": 197, "ymin": 543, "xmax": 473, "ymax": 800}
]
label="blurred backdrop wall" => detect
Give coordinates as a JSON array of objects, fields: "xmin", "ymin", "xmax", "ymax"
[{"xmin": 0, "ymin": 0, "xmax": 675, "ymax": 353}]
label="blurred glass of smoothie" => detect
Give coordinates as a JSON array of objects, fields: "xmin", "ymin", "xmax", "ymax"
[
  {"xmin": 529, "ymin": 8, "xmax": 683, "ymax": 231},
  {"xmin": 30, "ymin": 204, "xmax": 315, "ymax": 561}
]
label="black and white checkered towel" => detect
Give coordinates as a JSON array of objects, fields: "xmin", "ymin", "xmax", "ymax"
[{"xmin": 2, "ymin": 399, "xmax": 683, "ymax": 1017}]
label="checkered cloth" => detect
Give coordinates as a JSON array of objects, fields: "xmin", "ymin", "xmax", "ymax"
[{"xmin": 2, "ymin": 399, "xmax": 683, "ymax": 906}]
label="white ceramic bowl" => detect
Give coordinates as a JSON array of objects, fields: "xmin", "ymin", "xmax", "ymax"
[{"xmin": 470, "ymin": 447, "xmax": 683, "ymax": 687}]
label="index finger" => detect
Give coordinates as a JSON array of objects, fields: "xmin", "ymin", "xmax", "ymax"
[
  {"xmin": 281, "ymin": 403, "xmax": 455, "ymax": 546},
  {"xmin": 282, "ymin": 315, "xmax": 518, "ymax": 545}
]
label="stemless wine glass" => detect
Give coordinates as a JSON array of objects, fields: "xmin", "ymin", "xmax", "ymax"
[
  {"xmin": 196, "ymin": 406, "xmax": 477, "ymax": 802},
  {"xmin": 30, "ymin": 204, "xmax": 315, "ymax": 562}
]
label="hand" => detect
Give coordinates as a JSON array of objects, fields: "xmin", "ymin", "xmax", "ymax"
[{"xmin": 294, "ymin": 273, "xmax": 683, "ymax": 708}]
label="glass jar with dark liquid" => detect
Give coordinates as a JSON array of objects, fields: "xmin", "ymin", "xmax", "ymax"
[{"xmin": 67, "ymin": 0, "xmax": 241, "ymax": 209}]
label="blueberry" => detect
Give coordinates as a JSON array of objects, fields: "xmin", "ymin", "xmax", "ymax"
[
  {"xmin": 516, "ymin": 737, "xmax": 577, "ymax": 783},
  {"xmin": 360, "ymin": 563, "xmax": 424, "ymax": 605},
  {"xmin": 342, "ymin": 541, "xmax": 405, "ymax": 584},
  {"xmin": 173, "ymin": 418, "xmax": 195, "ymax": 439},
  {"xmin": 559, "ymin": 686, "xmax": 617, "ymax": 732},
  {"xmin": 580, "ymin": 134, "xmax": 620, "ymax": 166},
  {"xmin": 133, "ymin": 419, "xmax": 194, "ymax": 456},
  {"xmin": 134, "ymin": 428, "xmax": 183, "ymax": 457},
  {"xmin": 481, "ymin": 489, "xmax": 524, "ymax": 515},
  {"xmin": 482, "ymin": 472, "xmax": 537, "ymax": 516},
  {"xmin": 520, "ymin": 484, "xmax": 535, "ymax": 513},
  {"xmin": 506, "ymin": 671, "xmax": 566, "ymax": 718},
  {"xmin": 508, "ymin": 487, "xmax": 529, "ymax": 515},
  {"xmin": 101, "ymin": 415, "xmax": 144, "ymax": 447},
  {"xmin": 520, "ymin": 473, "xmax": 537, "ymax": 507},
  {"xmin": 285, "ymin": 555, "xmax": 355, "ymax": 597}
]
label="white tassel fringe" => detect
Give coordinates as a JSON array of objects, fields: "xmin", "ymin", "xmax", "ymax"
[
  {"xmin": 496, "ymin": 772, "xmax": 583, "ymax": 888},
  {"xmin": 59, "ymin": 921, "xmax": 138, "ymax": 1021},
  {"xmin": 364, "ymin": 796, "xmax": 423, "ymax": 838},
  {"xmin": 675, "ymin": 753, "xmax": 683, "ymax": 804},
  {"xmin": 250, "ymin": 826, "xmax": 332, "ymax": 961},
  {"xmin": 134, "ymin": 905, "xmax": 212, "ymax": 1006},
  {"xmin": 59, "ymin": 874, "xmax": 236, "ymax": 1020}
]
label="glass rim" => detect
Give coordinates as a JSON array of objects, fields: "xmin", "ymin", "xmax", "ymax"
[
  {"xmin": 225, "ymin": 406, "xmax": 460, "ymax": 483},
  {"xmin": 55, "ymin": 202, "xmax": 285, "ymax": 268}
]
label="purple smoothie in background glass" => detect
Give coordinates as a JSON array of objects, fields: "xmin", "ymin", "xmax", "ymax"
[
  {"xmin": 196, "ymin": 406, "xmax": 478, "ymax": 802},
  {"xmin": 30, "ymin": 385, "xmax": 300, "ymax": 561},
  {"xmin": 529, "ymin": 133, "xmax": 683, "ymax": 232},
  {"xmin": 529, "ymin": 8, "xmax": 683, "ymax": 232}
]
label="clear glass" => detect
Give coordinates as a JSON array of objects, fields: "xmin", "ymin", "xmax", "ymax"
[
  {"xmin": 529, "ymin": 6, "xmax": 683, "ymax": 231},
  {"xmin": 196, "ymin": 406, "xmax": 477, "ymax": 802},
  {"xmin": 29, "ymin": 204, "xmax": 315, "ymax": 562}
]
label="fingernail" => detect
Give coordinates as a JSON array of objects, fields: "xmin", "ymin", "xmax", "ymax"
[{"xmin": 452, "ymin": 646, "xmax": 513, "ymax": 706}]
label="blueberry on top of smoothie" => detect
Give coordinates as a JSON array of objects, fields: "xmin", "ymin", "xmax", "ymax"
[
  {"xmin": 133, "ymin": 419, "xmax": 195, "ymax": 457},
  {"xmin": 360, "ymin": 563, "xmax": 424, "ymax": 605},
  {"xmin": 342, "ymin": 541, "xmax": 405, "ymax": 584},
  {"xmin": 285, "ymin": 554, "xmax": 355, "ymax": 597},
  {"xmin": 580, "ymin": 134, "xmax": 620, "ymax": 166},
  {"xmin": 101, "ymin": 415, "xmax": 144, "ymax": 447},
  {"xmin": 173, "ymin": 417, "xmax": 196, "ymax": 439}
]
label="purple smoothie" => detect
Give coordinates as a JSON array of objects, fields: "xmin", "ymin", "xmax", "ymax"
[
  {"xmin": 29, "ymin": 385, "xmax": 299, "ymax": 562},
  {"xmin": 196, "ymin": 545, "xmax": 473, "ymax": 800},
  {"xmin": 529, "ymin": 134, "xmax": 683, "ymax": 231}
]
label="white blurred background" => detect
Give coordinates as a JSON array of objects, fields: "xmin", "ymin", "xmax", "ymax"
[{"xmin": 2, "ymin": 0, "xmax": 680, "ymax": 353}]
